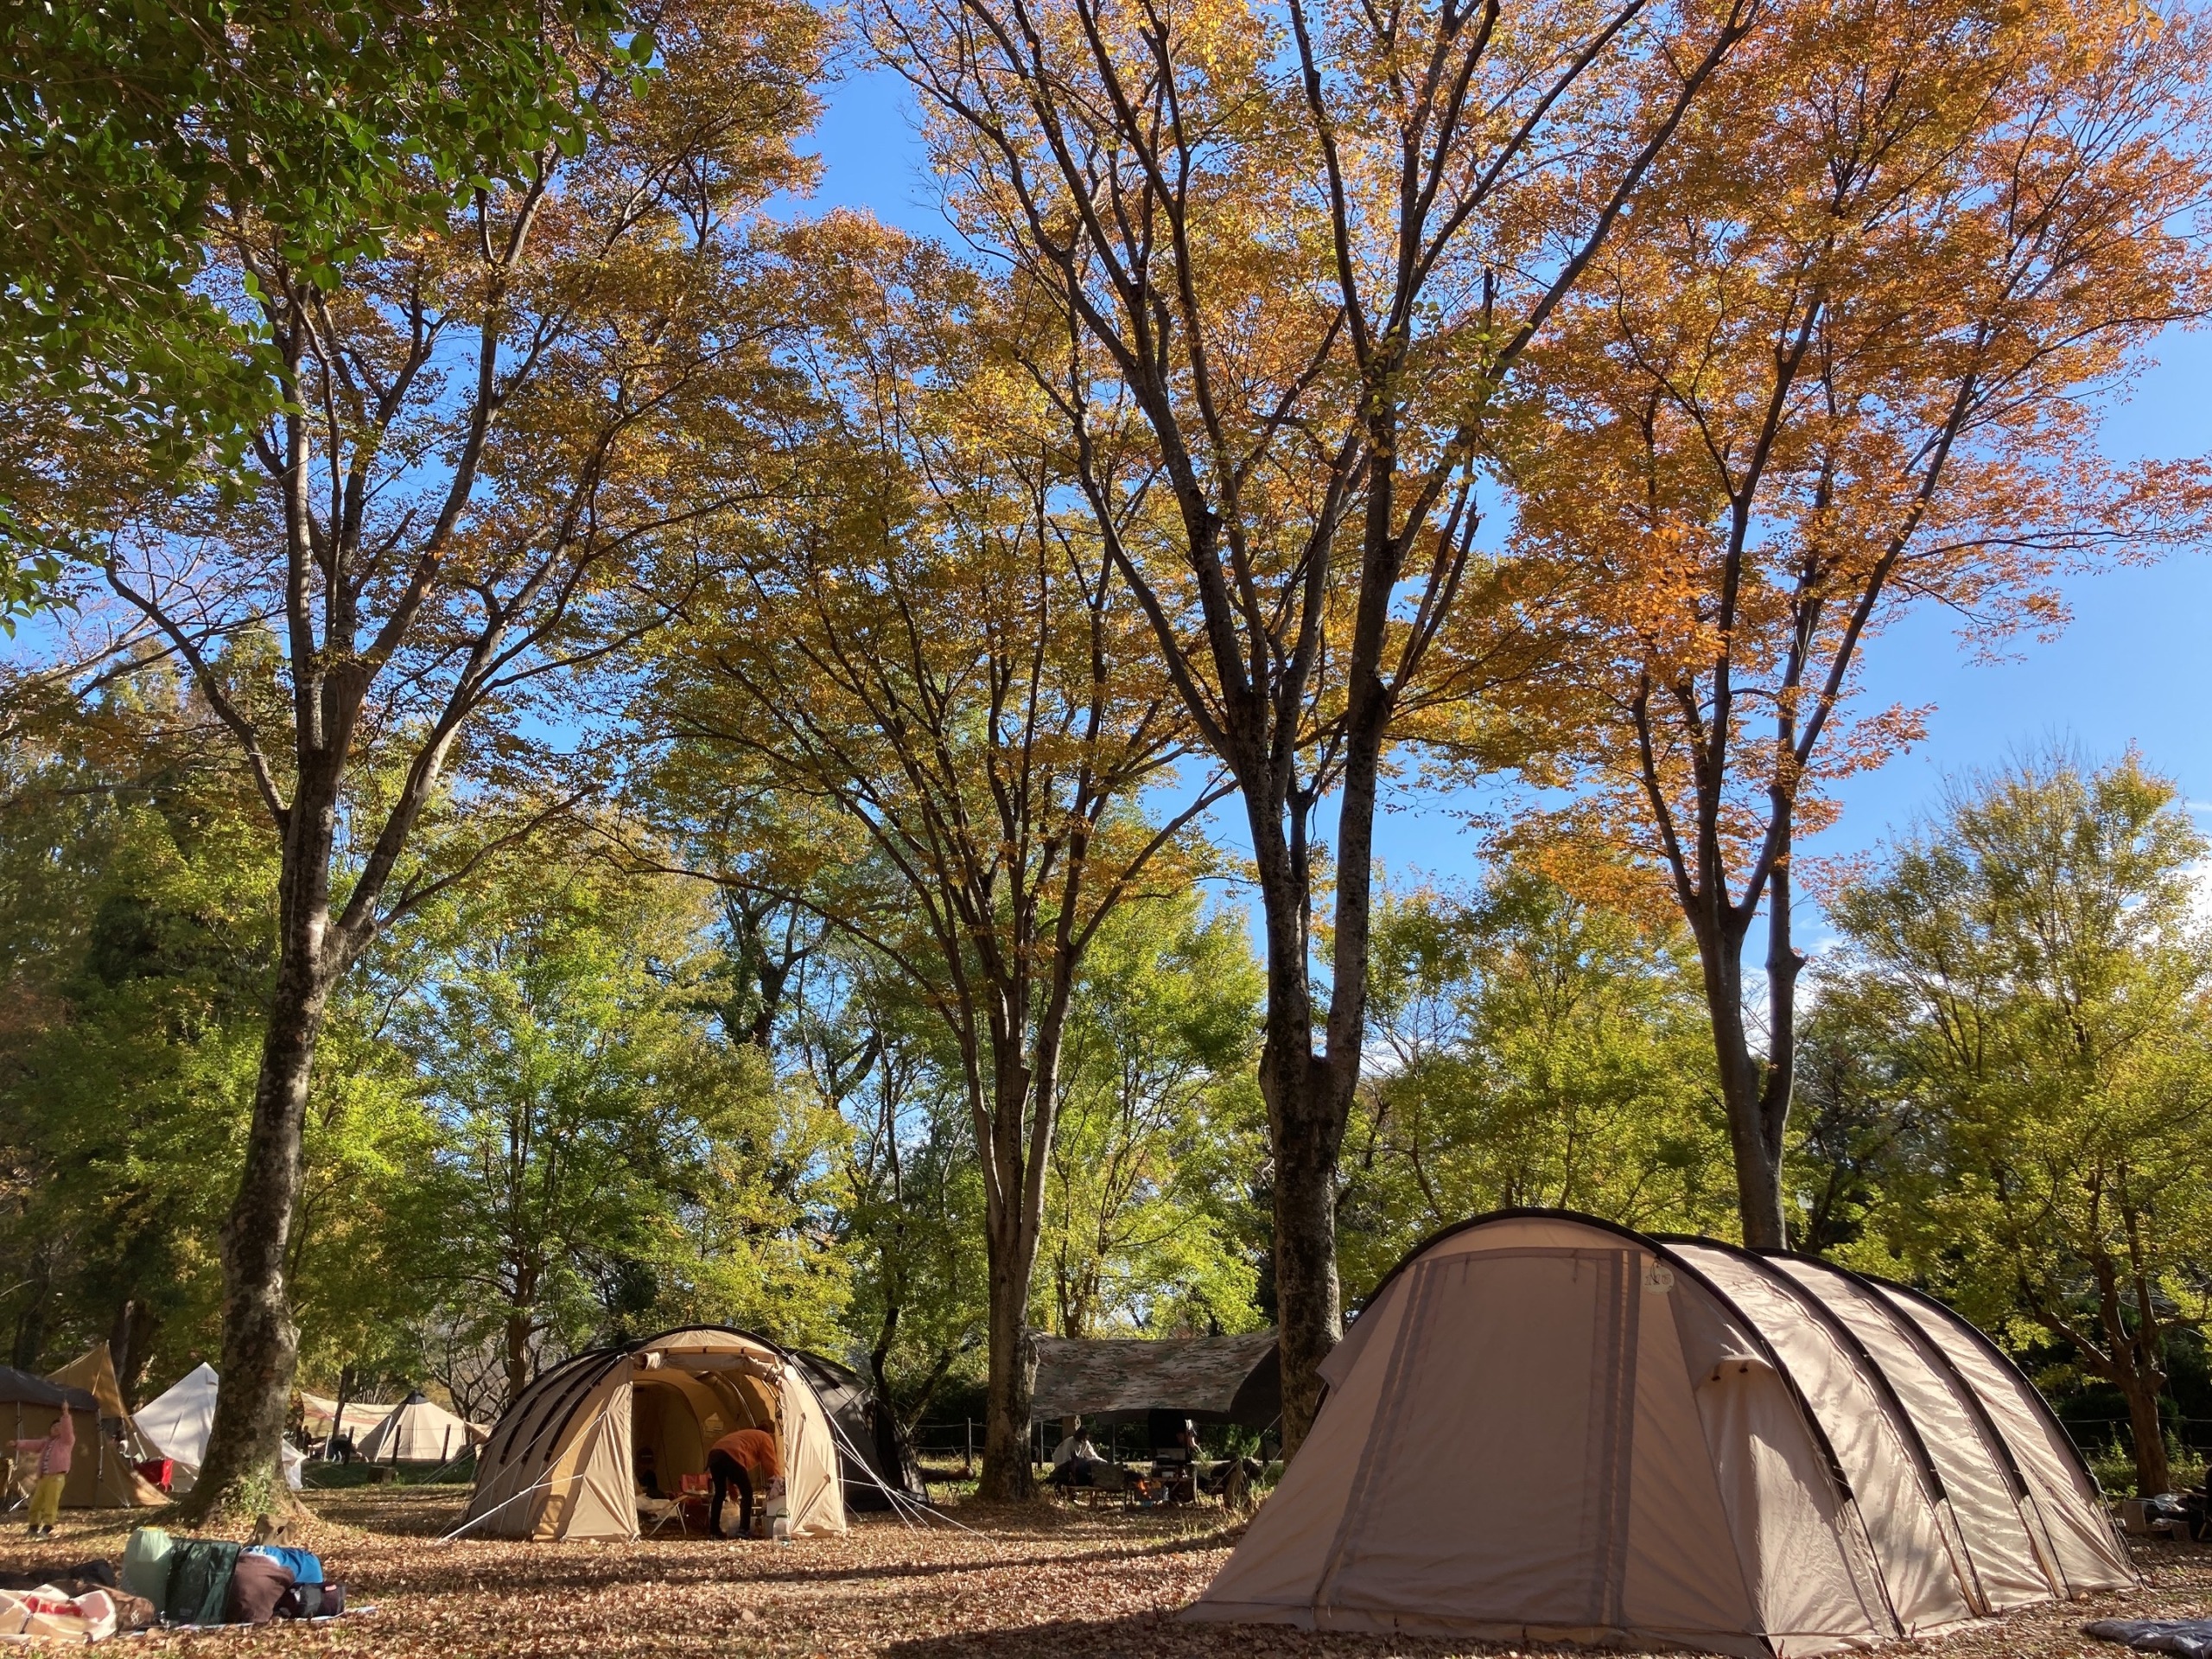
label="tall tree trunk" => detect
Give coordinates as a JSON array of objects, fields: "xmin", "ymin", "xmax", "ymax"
[
  {"xmin": 1690, "ymin": 906, "xmax": 1789, "ymax": 1249},
  {"xmin": 2118, "ymin": 1368, "xmax": 2171, "ymax": 1497},
  {"xmin": 504, "ymin": 1310, "xmax": 534, "ymax": 1408},
  {"xmin": 976, "ymin": 1218, "xmax": 1037, "ymax": 1501},
  {"xmin": 106, "ymin": 1298, "xmax": 162, "ymax": 1411},
  {"xmin": 10, "ymin": 1241, "xmax": 57, "ymax": 1369},
  {"xmin": 869, "ymin": 1299, "xmax": 900, "ymax": 1410},
  {"xmin": 1249, "ymin": 712, "xmax": 1376, "ymax": 1452},
  {"xmin": 1268, "ymin": 1084, "xmax": 1344, "ymax": 1450},
  {"xmin": 182, "ymin": 777, "xmax": 339, "ymax": 1519},
  {"xmin": 329, "ymin": 1364, "xmax": 356, "ymax": 1461},
  {"xmin": 184, "ymin": 940, "xmax": 332, "ymax": 1516}
]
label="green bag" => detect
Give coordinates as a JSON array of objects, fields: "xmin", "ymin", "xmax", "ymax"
[
  {"xmin": 119, "ymin": 1526, "xmax": 175, "ymax": 1605},
  {"xmin": 162, "ymin": 1538, "xmax": 241, "ymax": 1626}
]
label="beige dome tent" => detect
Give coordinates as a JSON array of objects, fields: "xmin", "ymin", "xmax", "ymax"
[
  {"xmin": 1189, "ymin": 1211, "xmax": 2133, "ymax": 1657},
  {"xmin": 357, "ymin": 1390, "xmax": 477, "ymax": 1463},
  {"xmin": 461, "ymin": 1326, "xmax": 845, "ymax": 1541}
]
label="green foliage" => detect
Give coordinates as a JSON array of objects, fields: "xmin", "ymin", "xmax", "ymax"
[
  {"xmin": 0, "ymin": 0, "xmax": 638, "ymax": 607},
  {"xmin": 1814, "ymin": 750, "xmax": 2212, "ymax": 1491},
  {"xmin": 801, "ymin": 944, "xmax": 991, "ymax": 1427},
  {"xmin": 0, "ymin": 679, "xmax": 442, "ymax": 1392},
  {"xmin": 402, "ymin": 861, "xmax": 849, "ymax": 1405},
  {"xmin": 1041, "ymin": 891, "xmax": 1266, "ymax": 1338},
  {"xmin": 1337, "ymin": 865, "xmax": 1733, "ymax": 1302}
]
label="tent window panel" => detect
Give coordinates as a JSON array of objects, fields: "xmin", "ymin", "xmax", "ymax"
[{"xmin": 1319, "ymin": 1249, "xmax": 1636, "ymax": 1630}]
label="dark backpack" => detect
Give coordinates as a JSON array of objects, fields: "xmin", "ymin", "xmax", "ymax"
[
  {"xmin": 162, "ymin": 1539, "xmax": 242, "ymax": 1626},
  {"xmin": 276, "ymin": 1581, "xmax": 345, "ymax": 1619}
]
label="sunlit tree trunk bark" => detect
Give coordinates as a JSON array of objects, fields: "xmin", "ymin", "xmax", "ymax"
[{"xmin": 183, "ymin": 774, "xmax": 340, "ymax": 1517}]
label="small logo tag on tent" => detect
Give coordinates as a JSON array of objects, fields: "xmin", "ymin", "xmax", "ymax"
[{"xmin": 1643, "ymin": 1263, "xmax": 1675, "ymax": 1294}]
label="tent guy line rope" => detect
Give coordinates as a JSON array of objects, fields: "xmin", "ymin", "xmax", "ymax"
[{"xmin": 818, "ymin": 1408, "xmax": 1006, "ymax": 1548}]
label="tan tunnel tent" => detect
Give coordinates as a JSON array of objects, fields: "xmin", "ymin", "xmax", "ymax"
[
  {"xmin": 1189, "ymin": 1211, "xmax": 2134, "ymax": 1656},
  {"xmin": 461, "ymin": 1326, "xmax": 846, "ymax": 1541}
]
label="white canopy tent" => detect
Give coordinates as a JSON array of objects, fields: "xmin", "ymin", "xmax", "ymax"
[{"xmin": 135, "ymin": 1363, "xmax": 305, "ymax": 1492}]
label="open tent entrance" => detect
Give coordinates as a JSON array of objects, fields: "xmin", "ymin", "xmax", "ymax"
[
  {"xmin": 463, "ymin": 1326, "xmax": 847, "ymax": 1541},
  {"xmin": 629, "ymin": 1351, "xmax": 781, "ymax": 1501}
]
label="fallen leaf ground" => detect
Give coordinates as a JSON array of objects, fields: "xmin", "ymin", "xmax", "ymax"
[{"xmin": 10, "ymin": 1488, "xmax": 2212, "ymax": 1656}]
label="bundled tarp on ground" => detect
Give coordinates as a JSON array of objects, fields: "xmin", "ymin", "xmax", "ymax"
[
  {"xmin": 787, "ymin": 1351, "xmax": 925, "ymax": 1510},
  {"xmin": 136, "ymin": 1363, "xmax": 306, "ymax": 1492},
  {"xmin": 463, "ymin": 1326, "xmax": 846, "ymax": 1541},
  {"xmin": 1188, "ymin": 1210, "xmax": 2134, "ymax": 1657},
  {"xmin": 1031, "ymin": 1330, "xmax": 1281, "ymax": 1427},
  {"xmin": 0, "ymin": 1359, "xmax": 162, "ymax": 1510}
]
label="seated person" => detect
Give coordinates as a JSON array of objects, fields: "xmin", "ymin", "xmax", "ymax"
[
  {"xmin": 707, "ymin": 1426, "xmax": 783, "ymax": 1540},
  {"xmin": 1047, "ymin": 1420, "xmax": 1103, "ymax": 1488},
  {"xmin": 635, "ymin": 1443, "xmax": 662, "ymax": 1499},
  {"xmin": 1158, "ymin": 1421, "xmax": 1199, "ymax": 1503}
]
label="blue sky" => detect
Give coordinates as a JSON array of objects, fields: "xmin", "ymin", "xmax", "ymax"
[{"xmin": 799, "ymin": 67, "xmax": 2212, "ymax": 919}]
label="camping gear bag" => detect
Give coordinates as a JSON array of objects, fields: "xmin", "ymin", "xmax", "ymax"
[
  {"xmin": 226, "ymin": 1553, "xmax": 295, "ymax": 1624},
  {"xmin": 276, "ymin": 1581, "xmax": 345, "ymax": 1619},
  {"xmin": 121, "ymin": 1525, "xmax": 175, "ymax": 1604},
  {"xmin": 163, "ymin": 1537, "xmax": 242, "ymax": 1626},
  {"xmin": 247, "ymin": 1544, "xmax": 322, "ymax": 1584},
  {"xmin": 0, "ymin": 1560, "xmax": 117, "ymax": 1595}
]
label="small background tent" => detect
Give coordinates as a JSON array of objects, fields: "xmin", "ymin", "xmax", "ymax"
[
  {"xmin": 463, "ymin": 1326, "xmax": 846, "ymax": 1541},
  {"xmin": 136, "ymin": 1363, "xmax": 306, "ymax": 1492},
  {"xmin": 299, "ymin": 1392, "xmax": 393, "ymax": 1446},
  {"xmin": 1190, "ymin": 1211, "xmax": 2133, "ymax": 1657},
  {"xmin": 788, "ymin": 1350, "xmax": 925, "ymax": 1510},
  {"xmin": 1032, "ymin": 1330, "xmax": 1281, "ymax": 1435},
  {"xmin": 0, "ymin": 1363, "xmax": 162, "ymax": 1510},
  {"xmin": 43, "ymin": 1344, "xmax": 165, "ymax": 1508},
  {"xmin": 357, "ymin": 1390, "xmax": 477, "ymax": 1463}
]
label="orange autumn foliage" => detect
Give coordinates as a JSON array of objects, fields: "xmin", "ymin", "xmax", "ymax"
[
  {"xmin": 1491, "ymin": 0, "xmax": 2212, "ymax": 1243},
  {"xmin": 875, "ymin": 0, "xmax": 1770, "ymax": 1444}
]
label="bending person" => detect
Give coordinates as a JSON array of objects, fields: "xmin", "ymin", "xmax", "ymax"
[{"xmin": 707, "ymin": 1426, "xmax": 783, "ymax": 1540}]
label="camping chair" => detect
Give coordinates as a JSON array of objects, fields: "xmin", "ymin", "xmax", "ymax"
[{"xmin": 644, "ymin": 1473, "xmax": 714, "ymax": 1536}]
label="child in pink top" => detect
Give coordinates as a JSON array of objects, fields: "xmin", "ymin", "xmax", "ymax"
[{"xmin": 9, "ymin": 1408, "xmax": 74, "ymax": 1537}]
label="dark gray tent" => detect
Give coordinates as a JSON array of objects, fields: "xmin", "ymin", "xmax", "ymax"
[
  {"xmin": 1031, "ymin": 1331, "xmax": 1281, "ymax": 1427},
  {"xmin": 788, "ymin": 1351, "xmax": 925, "ymax": 1510},
  {"xmin": 0, "ymin": 1369, "xmax": 94, "ymax": 1412}
]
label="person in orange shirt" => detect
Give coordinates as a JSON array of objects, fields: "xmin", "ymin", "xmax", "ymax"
[{"xmin": 706, "ymin": 1426, "xmax": 781, "ymax": 1540}]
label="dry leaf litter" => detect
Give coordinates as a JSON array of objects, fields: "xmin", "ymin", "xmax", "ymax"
[{"xmin": 4, "ymin": 1489, "xmax": 2207, "ymax": 1657}]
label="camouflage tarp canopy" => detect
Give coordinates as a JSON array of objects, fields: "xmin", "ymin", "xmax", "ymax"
[{"xmin": 1031, "ymin": 1332, "xmax": 1281, "ymax": 1427}]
